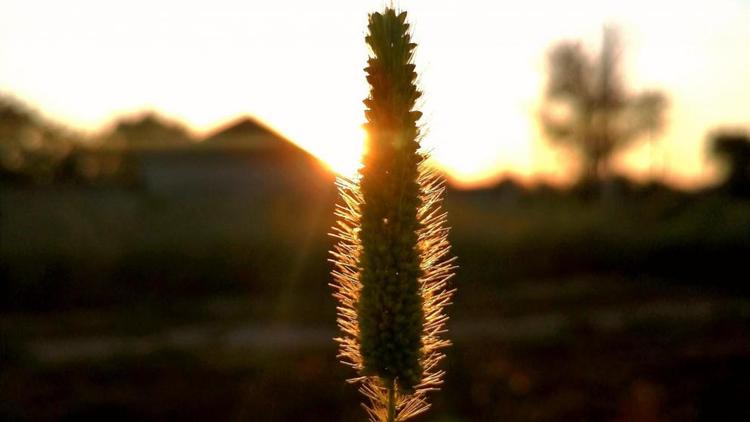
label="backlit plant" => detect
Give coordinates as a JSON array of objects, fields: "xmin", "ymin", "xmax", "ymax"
[{"xmin": 330, "ymin": 8, "xmax": 456, "ymax": 422}]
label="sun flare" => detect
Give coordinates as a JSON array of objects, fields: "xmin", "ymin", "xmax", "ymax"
[
  {"xmin": 314, "ymin": 125, "xmax": 367, "ymax": 177},
  {"xmin": 1, "ymin": 0, "xmax": 747, "ymax": 189}
]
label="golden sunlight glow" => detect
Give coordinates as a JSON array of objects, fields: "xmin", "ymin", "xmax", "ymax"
[
  {"xmin": 1, "ymin": 0, "xmax": 748, "ymax": 189},
  {"xmin": 313, "ymin": 126, "xmax": 366, "ymax": 177}
]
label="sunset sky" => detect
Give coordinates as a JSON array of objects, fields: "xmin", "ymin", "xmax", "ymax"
[{"xmin": 1, "ymin": 0, "xmax": 748, "ymax": 188}]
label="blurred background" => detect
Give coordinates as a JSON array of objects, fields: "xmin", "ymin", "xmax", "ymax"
[{"xmin": 1, "ymin": 1, "xmax": 749, "ymax": 421}]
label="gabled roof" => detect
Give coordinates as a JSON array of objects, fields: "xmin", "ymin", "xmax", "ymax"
[{"xmin": 199, "ymin": 116, "xmax": 311, "ymax": 159}]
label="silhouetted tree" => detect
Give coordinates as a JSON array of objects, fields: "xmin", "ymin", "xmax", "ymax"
[
  {"xmin": 711, "ymin": 131, "xmax": 750, "ymax": 197},
  {"xmin": 0, "ymin": 95, "xmax": 74, "ymax": 182},
  {"xmin": 540, "ymin": 27, "xmax": 668, "ymax": 187}
]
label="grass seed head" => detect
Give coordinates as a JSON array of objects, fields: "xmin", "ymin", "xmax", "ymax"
[{"xmin": 330, "ymin": 7, "xmax": 456, "ymax": 422}]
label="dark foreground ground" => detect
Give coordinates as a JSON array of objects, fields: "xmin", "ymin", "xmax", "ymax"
[
  {"xmin": 2, "ymin": 183, "xmax": 750, "ymax": 421},
  {"xmin": 2, "ymin": 277, "xmax": 749, "ymax": 421}
]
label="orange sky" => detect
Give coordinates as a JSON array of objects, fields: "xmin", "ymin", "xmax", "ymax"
[{"xmin": 1, "ymin": 0, "xmax": 748, "ymax": 189}]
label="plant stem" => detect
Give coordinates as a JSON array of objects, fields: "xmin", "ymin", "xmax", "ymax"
[{"xmin": 387, "ymin": 378, "xmax": 396, "ymax": 422}]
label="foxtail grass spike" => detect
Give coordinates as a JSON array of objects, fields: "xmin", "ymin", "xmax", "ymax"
[{"xmin": 330, "ymin": 8, "xmax": 456, "ymax": 422}]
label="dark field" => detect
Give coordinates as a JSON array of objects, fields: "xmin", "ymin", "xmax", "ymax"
[{"xmin": 2, "ymin": 183, "xmax": 750, "ymax": 421}]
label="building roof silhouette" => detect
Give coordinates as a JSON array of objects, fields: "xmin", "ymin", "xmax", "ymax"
[{"xmin": 199, "ymin": 116, "xmax": 315, "ymax": 161}]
